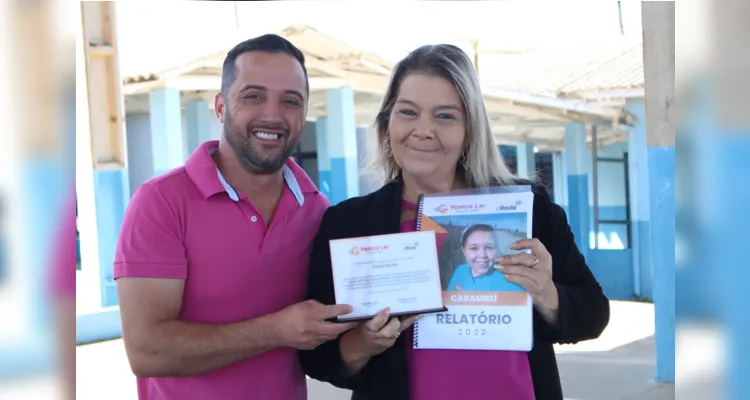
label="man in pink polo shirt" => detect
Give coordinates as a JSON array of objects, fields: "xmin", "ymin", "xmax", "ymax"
[{"xmin": 114, "ymin": 34, "xmax": 356, "ymax": 400}]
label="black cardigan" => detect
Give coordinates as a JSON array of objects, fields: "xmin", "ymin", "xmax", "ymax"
[{"xmin": 299, "ymin": 179, "xmax": 610, "ymax": 400}]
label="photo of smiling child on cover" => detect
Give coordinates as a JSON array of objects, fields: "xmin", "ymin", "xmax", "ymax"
[{"xmin": 429, "ymin": 212, "xmax": 528, "ymax": 292}]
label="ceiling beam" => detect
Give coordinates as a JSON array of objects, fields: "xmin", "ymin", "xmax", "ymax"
[
  {"xmin": 559, "ymin": 88, "xmax": 645, "ymax": 101},
  {"xmin": 486, "ymin": 101, "xmax": 573, "ymax": 122},
  {"xmin": 493, "ymin": 134, "xmax": 565, "ymax": 150},
  {"xmin": 483, "ymin": 86, "xmax": 626, "ymax": 121}
]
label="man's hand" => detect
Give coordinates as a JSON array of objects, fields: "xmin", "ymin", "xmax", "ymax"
[{"xmin": 272, "ymin": 300, "xmax": 358, "ymax": 350}]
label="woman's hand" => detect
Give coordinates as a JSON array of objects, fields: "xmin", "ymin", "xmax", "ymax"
[
  {"xmin": 499, "ymin": 238, "xmax": 560, "ymax": 327},
  {"xmin": 339, "ymin": 308, "xmax": 417, "ymax": 375}
]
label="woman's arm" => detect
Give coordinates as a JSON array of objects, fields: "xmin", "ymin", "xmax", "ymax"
[{"xmin": 533, "ymin": 188, "xmax": 611, "ymax": 344}]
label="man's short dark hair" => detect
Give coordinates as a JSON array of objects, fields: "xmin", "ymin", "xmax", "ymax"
[{"xmin": 220, "ymin": 34, "xmax": 308, "ymax": 96}]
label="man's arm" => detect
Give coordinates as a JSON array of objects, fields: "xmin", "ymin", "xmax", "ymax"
[
  {"xmin": 118, "ymin": 277, "xmax": 282, "ymax": 377},
  {"xmin": 114, "ymin": 183, "xmax": 283, "ymax": 377},
  {"xmin": 118, "ymin": 277, "xmax": 356, "ymax": 377},
  {"xmin": 115, "ymin": 183, "xmax": 355, "ymax": 377}
]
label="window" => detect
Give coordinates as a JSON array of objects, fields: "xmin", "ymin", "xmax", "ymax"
[
  {"xmin": 592, "ymin": 153, "xmax": 631, "ymax": 249},
  {"xmin": 291, "ymin": 145, "xmax": 318, "ymax": 187},
  {"xmin": 501, "ymin": 146, "xmax": 555, "ymax": 199}
]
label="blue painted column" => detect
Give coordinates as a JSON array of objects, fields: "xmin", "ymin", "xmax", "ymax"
[
  {"xmin": 647, "ymin": 142, "xmax": 674, "ymax": 383},
  {"xmin": 709, "ymin": 134, "xmax": 750, "ymax": 400},
  {"xmin": 682, "ymin": 73, "xmax": 749, "ymax": 397},
  {"xmin": 93, "ymin": 170, "xmax": 130, "ymax": 308},
  {"xmin": 315, "ymin": 117, "xmax": 331, "ymax": 200},
  {"xmin": 564, "ymin": 123, "xmax": 590, "ymax": 254},
  {"xmin": 515, "ymin": 141, "xmax": 535, "ymax": 179},
  {"xmin": 552, "ymin": 152, "xmax": 568, "ymax": 209},
  {"xmin": 149, "ymin": 88, "xmax": 184, "ymax": 176},
  {"xmin": 185, "ymin": 100, "xmax": 212, "ymax": 155},
  {"xmin": 325, "ymin": 87, "xmax": 359, "ymax": 205},
  {"xmin": 642, "ymin": 1, "xmax": 674, "ymax": 383},
  {"xmin": 626, "ymin": 98, "xmax": 653, "ymax": 300}
]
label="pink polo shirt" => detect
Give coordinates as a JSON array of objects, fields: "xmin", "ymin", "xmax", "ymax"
[{"xmin": 114, "ymin": 140, "xmax": 329, "ymax": 400}]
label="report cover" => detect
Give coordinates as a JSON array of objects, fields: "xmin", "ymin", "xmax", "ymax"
[{"xmin": 413, "ymin": 186, "xmax": 534, "ymax": 351}]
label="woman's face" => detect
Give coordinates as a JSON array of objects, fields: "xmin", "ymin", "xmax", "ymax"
[
  {"xmin": 461, "ymin": 230, "xmax": 497, "ymax": 275},
  {"xmin": 387, "ymin": 73, "xmax": 466, "ymax": 180}
]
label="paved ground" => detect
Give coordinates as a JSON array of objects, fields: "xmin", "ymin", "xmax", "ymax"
[
  {"xmin": 73, "ymin": 301, "xmax": 684, "ymax": 400},
  {"xmin": 4, "ymin": 301, "xmax": 702, "ymax": 400}
]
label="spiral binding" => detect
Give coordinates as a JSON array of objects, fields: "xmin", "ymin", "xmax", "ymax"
[
  {"xmin": 412, "ymin": 193, "xmax": 426, "ymax": 349},
  {"xmin": 413, "ymin": 317, "xmax": 421, "ymax": 348},
  {"xmin": 414, "ymin": 193, "xmax": 426, "ymax": 232}
]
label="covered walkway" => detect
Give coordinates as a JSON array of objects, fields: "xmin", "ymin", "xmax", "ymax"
[{"xmin": 68, "ymin": 2, "xmax": 679, "ymax": 398}]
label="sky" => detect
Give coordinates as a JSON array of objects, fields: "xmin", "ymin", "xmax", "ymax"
[{"xmin": 114, "ymin": 0, "xmax": 643, "ymax": 78}]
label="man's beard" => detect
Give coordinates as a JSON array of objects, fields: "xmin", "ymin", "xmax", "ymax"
[{"xmin": 224, "ymin": 115, "xmax": 297, "ymax": 174}]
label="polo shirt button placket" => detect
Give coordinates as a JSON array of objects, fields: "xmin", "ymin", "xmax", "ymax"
[{"xmin": 250, "ymin": 215, "xmax": 258, "ymax": 223}]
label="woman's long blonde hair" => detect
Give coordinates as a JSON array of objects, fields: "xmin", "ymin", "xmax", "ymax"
[{"xmin": 365, "ymin": 44, "xmax": 520, "ymax": 188}]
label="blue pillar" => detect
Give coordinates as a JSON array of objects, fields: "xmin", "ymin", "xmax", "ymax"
[
  {"xmin": 648, "ymin": 142, "xmax": 676, "ymax": 382},
  {"xmin": 641, "ymin": 1, "xmax": 675, "ymax": 383},
  {"xmin": 315, "ymin": 117, "xmax": 331, "ymax": 200},
  {"xmin": 709, "ymin": 134, "xmax": 750, "ymax": 399},
  {"xmin": 93, "ymin": 170, "xmax": 130, "ymax": 307},
  {"xmin": 516, "ymin": 141, "xmax": 535, "ymax": 179},
  {"xmin": 552, "ymin": 151, "xmax": 567, "ymax": 213},
  {"xmin": 149, "ymin": 88, "xmax": 184, "ymax": 176},
  {"xmin": 648, "ymin": 142, "xmax": 674, "ymax": 383},
  {"xmin": 626, "ymin": 98, "xmax": 653, "ymax": 300},
  {"xmin": 326, "ymin": 87, "xmax": 359, "ymax": 204},
  {"xmin": 564, "ymin": 123, "xmax": 590, "ymax": 253},
  {"xmin": 682, "ymin": 77, "xmax": 749, "ymax": 397},
  {"xmin": 0, "ymin": 165, "xmax": 70, "ymax": 378},
  {"xmin": 185, "ymin": 100, "xmax": 212, "ymax": 155}
]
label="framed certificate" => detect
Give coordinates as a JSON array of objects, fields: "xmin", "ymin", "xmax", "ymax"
[{"xmin": 329, "ymin": 231, "xmax": 447, "ymax": 322}]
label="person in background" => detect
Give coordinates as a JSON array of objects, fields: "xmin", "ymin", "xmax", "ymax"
[
  {"xmin": 114, "ymin": 34, "xmax": 355, "ymax": 400},
  {"xmin": 300, "ymin": 43, "xmax": 610, "ymax": 400}
]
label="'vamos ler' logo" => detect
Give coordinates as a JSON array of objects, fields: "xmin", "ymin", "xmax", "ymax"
[
  {"xmin": 349, "ymin": 244, "xmax": 390, "ymax": 256},
  {"xmin": 433, "ymin": 204, "xmax": 449, "ymax": 214},
  {"xmin": 434, "ymin": 202, "xmax": 487, "ymax": 214}
]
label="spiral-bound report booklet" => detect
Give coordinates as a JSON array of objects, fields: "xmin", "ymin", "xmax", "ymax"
[{"xmin": 412, "ymin": 186, "xmax": 535, "ymax": 351}]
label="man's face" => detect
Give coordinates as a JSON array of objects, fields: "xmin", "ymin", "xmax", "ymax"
[{"xmin": 215, "ymin": 51, "xmax": 307, "ymax": 174}]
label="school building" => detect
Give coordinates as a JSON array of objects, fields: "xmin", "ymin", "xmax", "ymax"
[{"xmin": 68, "ymin": 2, "xmax": 679, "ymax": 388}]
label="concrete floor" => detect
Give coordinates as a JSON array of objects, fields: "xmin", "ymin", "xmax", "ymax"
[
  {"xmin": 24, "ymin": 300, "xmax": 712, "ymax": 400},
  {"xmin": 70, "ymin": 301, "xmax": 680, "ymax": 399}
]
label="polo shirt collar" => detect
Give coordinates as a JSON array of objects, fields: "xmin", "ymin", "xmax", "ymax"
[{"xmin": 185, "ymin": 140, "xmax": 318, "ymax": 206}]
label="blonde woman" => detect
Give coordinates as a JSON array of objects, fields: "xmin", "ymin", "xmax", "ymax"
[{"xmin": 300, "ymin": 44, "xmax": 609, "ymax": 400}]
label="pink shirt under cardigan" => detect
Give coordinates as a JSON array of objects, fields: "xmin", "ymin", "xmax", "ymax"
[{"xmin": 401, "ymin": 199, "xmax": 536, "ymax": 400}]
